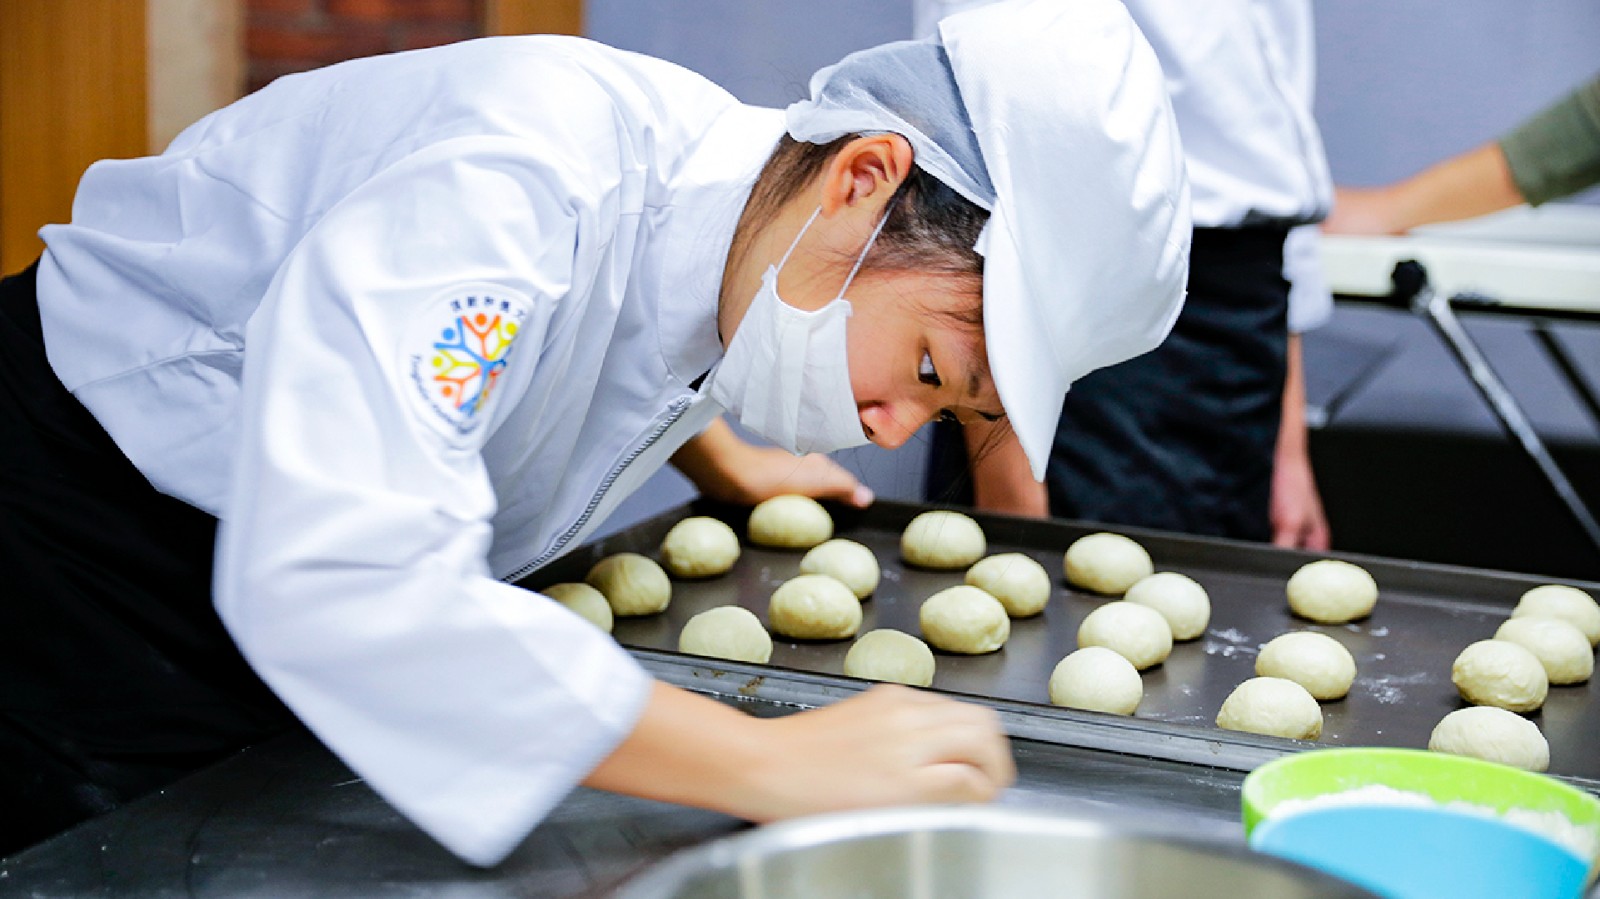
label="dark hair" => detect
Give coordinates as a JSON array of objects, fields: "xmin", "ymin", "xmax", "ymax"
[{"xmin": 732, "ymin": 135, "xmax": 988, "ymax": 327}]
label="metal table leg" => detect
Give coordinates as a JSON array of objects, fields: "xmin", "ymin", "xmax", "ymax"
[{"xmin": 1389, "ymin": 260, "xmax": 1600, "ymax": 556}]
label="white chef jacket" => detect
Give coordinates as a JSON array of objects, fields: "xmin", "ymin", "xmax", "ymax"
[
  {"xmin": 915, "ymin": 0, "xmax": 1334, "ymax": 332},
  {"xmin": 36, "ymin": 36, "xmax": 784, "ymax": 865}
]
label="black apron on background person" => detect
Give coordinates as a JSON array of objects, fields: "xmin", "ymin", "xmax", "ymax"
[
  {"xmin": 926, "ymin": 226, "xmax": 1291, "ymax": 541},
  {"xmin": 0, "ymin": 262, "xmax": 295, "ymax": 858}
]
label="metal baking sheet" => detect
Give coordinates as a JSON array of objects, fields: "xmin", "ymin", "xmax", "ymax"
[{"xmin": 518, "ymin": 499, "xmax": 1600, "ymax": 783}]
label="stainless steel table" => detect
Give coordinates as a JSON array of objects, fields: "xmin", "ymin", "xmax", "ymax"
[{"xmin": 0, "ymin": 707, "xmax": 1247, "ymax": 898}]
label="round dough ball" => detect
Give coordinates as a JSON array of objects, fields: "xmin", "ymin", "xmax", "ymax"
[
  {"xmin": 843, "ymin": 629, "xmax": 936, "ymax": 687},
  {"xmin": 901, "ymin": 511, "xmax": 987, "ymax": 570},
  {"xmin": 585, "ymin": 553, "xmax": 671, "ymax": 617},
  {"xmin": 1428, "ymin": 706, "xmax": 1550, "ymax": 773},
  {"xmin": 1124, "ymin": 571, "xmax": 1210, "ymax": 641},
  {"xmin": 1048, "ymin": 647, "xmax": 1143, "ymax": 715},
  {"xmin": 1076, "ymin": 601, "xmax": 1172, "ymax": 671},
  {"xmin": 1063, "ymin": 532, "xmax": 1153, "ymax": 595},
  {"xmin": 1493, "ymin": 616, "xmax": 1592, "ymax": 685},
  {"xmin": 1255, "ymin": 631, "xmax": 1357, "ymax": 701},
  {"xmin": 768, "ymin": 574, "xmax": 862, "ymax": 640},
  {"xmin": 543, "ymin": 582, "xmax": 613, "ymax": 633},
  {"xmin": 1216, "ymin": 677, "xmax": 1323, "ymax": 740},
  {"xmin": 1513, "ymin": 585, "xmax": 1600, "ymax": 646},
  {"xmin": 966, "ymin": 553, "xmax": 1051, "ymax": 618},
  {"xmin": 660, "ymin": 516, "xmax": 740, "ymax": 578},
  {"xmin": 1451, "ymin": 639, "xmax": 1549, "ymax": 712},
  {"xmin": 920, "ymin": 585, "xmax": 1010, "ymax": 654},
  {"xmin": 1286, "ymin": 559, "xmax": 1378, "ymax": 624},
  {"xmin": 678, "ymin": 606, "xmax": 772, "ymax": 664},
  {"xmin": 747, "ymin": 495, "xmax": 833, "ymax": 549},
  {"xmin": 799, "ymin": 539, "xmax": 880, "ymax": 599}
]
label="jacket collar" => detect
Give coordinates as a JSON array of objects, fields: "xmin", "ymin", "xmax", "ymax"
[{"xmin": 653, "ymin": 104, "xmax": 786, "ymax": 387}]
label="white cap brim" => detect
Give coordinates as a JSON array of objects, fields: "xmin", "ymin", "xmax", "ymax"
[{"xmin": 941, "ymin": 0, "xmax": 1191, "ymax": 480}]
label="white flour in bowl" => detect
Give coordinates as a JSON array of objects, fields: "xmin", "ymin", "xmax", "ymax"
[{"xmin": 1268, "ymin": 784, "xmax": 1599, "ymax": 863}]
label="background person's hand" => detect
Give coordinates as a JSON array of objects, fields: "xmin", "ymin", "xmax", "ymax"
[
  {"xmin": 1272, "ymin": 335, "xmax": 1331, "ymax": 551},
  {"xmin": 1271, "ymin": 446, "xmax": 1331, "ymax": 551},
  {"xmin": 1320, "ymin": 186, "xmax": 1405, "ymax": 236}
]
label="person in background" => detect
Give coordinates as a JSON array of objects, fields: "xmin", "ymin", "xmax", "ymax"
[
  {"xmin": 0, "ymin": 0, "xmax": 1188, "ymax": 863},
  {"xmin": 918, "ymin": 0, "xmax": 1335, "ymax": 552},
  {"xmin": 1324, "ymin": 73, "xmax": 1600, "ymax": 235}
]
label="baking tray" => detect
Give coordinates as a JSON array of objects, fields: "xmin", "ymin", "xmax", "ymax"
[{"xmin": 517, "ymin": 499, "xmax": 1600, "ymax": 784}]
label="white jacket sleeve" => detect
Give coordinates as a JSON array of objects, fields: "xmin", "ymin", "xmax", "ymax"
[
  {"xmin": 214, "ymin": 136, "xmax": 652, "ymax": 866},
  {"xmin": 1284, "ymin": 223, "xmax": 1333, "ymax": 334}
]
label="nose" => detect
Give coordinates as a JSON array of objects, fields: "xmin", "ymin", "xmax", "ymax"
[{"xmin": 860, "ymin": 401, "xmax": 936, "ymax": 450}]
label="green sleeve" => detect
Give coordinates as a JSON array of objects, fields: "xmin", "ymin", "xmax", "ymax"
[{"xmin": 1498, "ymin": 74, "xmax": 1600, "ymax": 206}]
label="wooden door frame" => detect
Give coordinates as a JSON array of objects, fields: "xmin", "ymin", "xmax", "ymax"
[
  {"xmin": 0, "ymin": 0, "xmax": 149, "ymax": 273},
  {"xmin": 484, "ymin": 0, "xmax": 584, "ymax": 38}
]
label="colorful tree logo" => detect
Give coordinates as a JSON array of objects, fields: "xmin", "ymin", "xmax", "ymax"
[{"xmin": 430, "ymin": 308, "xmax": 519, "ymax": 418}]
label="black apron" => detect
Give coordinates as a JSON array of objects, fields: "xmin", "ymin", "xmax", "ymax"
[
  {"xmin": 926, "ymin": 226, "xmax": 1291, "ymax": 540},
  {"xmin": 0, "ymin": 262, "xmax": 293, "ymax": 857}
]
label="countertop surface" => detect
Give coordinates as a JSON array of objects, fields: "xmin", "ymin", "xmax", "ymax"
[{"xmin": 0, "ymin": 719, "xmax": 1248, "ymax": 898}]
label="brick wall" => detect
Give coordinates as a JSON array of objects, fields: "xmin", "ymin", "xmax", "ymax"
[{"xmin": 246, "ymin": 0, "xmax": 484, "ymax": 93}]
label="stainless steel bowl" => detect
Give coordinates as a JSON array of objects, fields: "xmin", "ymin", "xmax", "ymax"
[{"xmin": 612, "ymin": 806, "xmax": 1379, "ymax": 898}]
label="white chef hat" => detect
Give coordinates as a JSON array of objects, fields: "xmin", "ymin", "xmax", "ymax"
[{"xmin": 787, "ymin": 0, "xmax": 1191, "ymax": 480}]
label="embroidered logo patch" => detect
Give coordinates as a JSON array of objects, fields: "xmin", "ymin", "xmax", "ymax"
[{"xmin": 404, "ymin": 284, "xmax": 533, "ymax": 444}]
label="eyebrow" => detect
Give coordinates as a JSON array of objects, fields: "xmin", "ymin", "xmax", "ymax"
[{"xmin": 962, "ymin": 348, "xmax": 1005, "ymax": 421}]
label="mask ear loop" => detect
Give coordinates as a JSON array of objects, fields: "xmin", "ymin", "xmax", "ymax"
[
  {"xmin": 776, "ymin": 206, "xmax": 825, "ymax": 270},
  {"xmin": 835, "ymin": 197, "xmax": 897, "ymax": 300}
]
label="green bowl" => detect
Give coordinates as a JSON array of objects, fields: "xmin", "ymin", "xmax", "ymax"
[{"xmin": 1242, "ymin": 748, "xmax": 1600, "ymax": 876}]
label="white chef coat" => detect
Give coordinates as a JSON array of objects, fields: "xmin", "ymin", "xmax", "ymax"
[
  {"xmin": 914, "ymin": 0, "xmax": 1334, "ymax": 332},
  {"xmin": 36, "ymin": 36, "xmax": 784, "ymax": 865}
]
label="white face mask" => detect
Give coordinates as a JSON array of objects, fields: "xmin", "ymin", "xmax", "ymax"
[{"xmin": 709, "ymin": 206, "xmax": 887, "ymax": 455}]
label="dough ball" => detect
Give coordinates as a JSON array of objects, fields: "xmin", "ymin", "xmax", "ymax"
[
  {"xmin": 1286, "ymin": 559, "xmax": 1378, "ymax": 624},
  {"xmin": 1076, "ymin": 601, "xmax": 1172, "ymax": 671},
  {"xmin": 799, "ymin": 539, "xmax": 880, "ymax": 599},
  {"xmin": 660, "ymin": 516, "xmax": 740, "ymax": 578},
  {"xmin": 1255, "ymin": 631, "xmax": 1357, "ymax": 701},
  {"xmin": 678, "ymin": 606, "xmax": 772, "ymax": 664},
  {"xmin": 585, "ymin": 553, "xmax": 671, "ymax": 617},
  {"xmin": 1063, "ymin": 532, "xmax": 1153, "ymax": 595},
  {"xmin": 1048, "ymin": 647, "xmax": 1143, "ymax": 715},
  {"xmin": 843, "ymin": 629, "xmax": 936, "ymax": 687},
  {"xmin": 1216, "ymin": 677, "xmax": 1323, "ymax": 740},
  {"xmin": 965, "ymin": 553, "xmax": 1052, "ymax": 618},
  {"xmin": 768, "ymin": 574, "xmax": 862, "ymax": 640},
  {"xmin": 1451, "ymin": 639, "xmax": 1549, "ymax": 713},
  {"xmin": 1513, "ymin": 585, "xmax": 1600, "ymax": 646},
  {"xmin": 919, "ymin": 585, "xmax": 1010, "ymax": 654},
  {"xmin": 1124, "ymin": 571, "xmax": 1210, "ymax": 640},
  {"xmin": 1493, "ymin": 616, "xmax": 1593, "ymax": 685},
  {"xmin": 1428, "ymin": 706, "xmax": 1549, "ymax": 773},
  {"xmin": 747, "ymin": 495, "xmax": 833, "ymax": 549},
  {"xmin": 901, "ymin": 510, "xmax": 987, "ymax": 570},
  {"xmin": 543, "ymin": 582, "xmax": 613, "ymax": 633}
]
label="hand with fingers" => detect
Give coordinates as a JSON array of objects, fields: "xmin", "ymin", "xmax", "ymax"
[
  {"xmin": 585, "ymin": 682, "xmax": 1016, "ymax": 825},
  {"xmin": 673, "ymin": 417, "xmax": 875, "ymax": 509},
  {"xmin": 737, "ymin": 685, "xmax": 1017, "ymax": 820}
]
